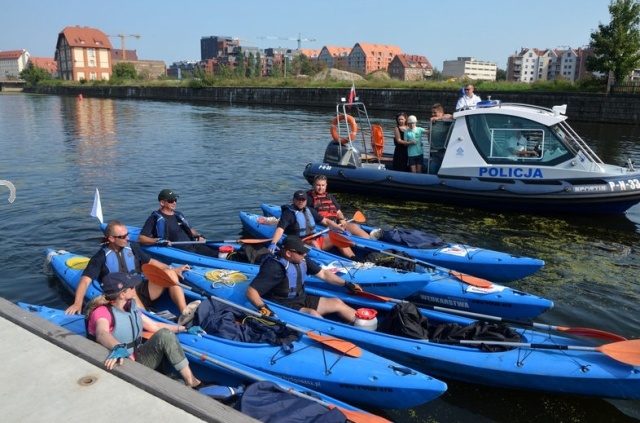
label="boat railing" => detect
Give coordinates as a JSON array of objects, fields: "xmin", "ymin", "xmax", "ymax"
[
  {"xmin": 334, "ymin": 101, "xmax": 379, "ymax": 165},
  {"xmin": 557, "ymin": 121, "xmax": 605, "ymax": 171}
]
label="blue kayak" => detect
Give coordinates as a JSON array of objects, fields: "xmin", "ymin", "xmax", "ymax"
[
  {"xmin": 239, "ymin": 211, "xmax": 553, "ymax": 320},
  {"xmin": 17, "ymin": 302, "xmax": 394, "ymax": 423},
  {"xmin": 44, "ymin": 248, "xmax": 447, "ymax": 409},
  {"xmin": 261, "ymin": 203, "xmax": 544, "ymax": 283},
  {"xmin": 178, "ymin": 264, "xmax": 640, "ymax": 400},
  {"xmin": 114, "ymin": 223, "xmax": 429, "ymax": 300}
]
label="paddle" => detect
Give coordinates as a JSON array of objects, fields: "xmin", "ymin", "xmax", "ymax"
[
  {"xmin": 169, "ymin": 238, "xmax": 272, "ymax": 245},
  {"xmin": 329, "ymin": 231, "xmax": 493, "ymax": 288},
  {"xmin": 437, "ymin": 338, "xmax": 640, "ymax": 367},
  {"xmin": 355, "ymin": 291, "xmax": 628, "ymax": 342},
  {"xmin": 302, "ymin": 211, "xmax": 366, "ymax": 242},
  {"xmin": 141, "ymin": 264, "xmax": 363, "ymax": 358},
  {"xmin": 180, "ymin": 345, "xmax": 390, "ymax": 423}
]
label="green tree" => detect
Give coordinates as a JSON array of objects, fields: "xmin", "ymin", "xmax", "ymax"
[
  {"xmin": 112, "ymin": 62, "xmax": 138, "ymax": 79},
  {"xmin": 587, "ymin": 0, "xmax": 640, "ymax": 83},
  {"xmin": 496, "ymin": 68, "xmax": 507, "ymax": 81},
  {"xmin": 19, "ymin": 62, "xmax": 52, "ymax": 86},
  {"xmin": 235, "ymin": 50, "xmax": 246, "ymax": 78},
  {"xmin": 255, "ymin": 52, "xmax": 263, "ymax": 77},
  {"xmin": 247, "ymin": 52, "xmax": 256, "ymax": 78}
]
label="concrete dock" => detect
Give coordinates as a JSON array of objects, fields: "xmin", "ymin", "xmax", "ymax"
[{"xmin": 0, "ymin": 297, "xmax": 257, "ymax": 423}]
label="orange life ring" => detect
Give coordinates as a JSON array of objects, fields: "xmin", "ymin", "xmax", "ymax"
[
  {"xmin": 371, "ymin": 124, "xmax": 384, "ymax": 157},
  {"xmin": 330, "ymin": 114, "xmax": 358, "ymax": 145}
]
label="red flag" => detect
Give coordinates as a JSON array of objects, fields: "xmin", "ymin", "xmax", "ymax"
[{"xmin": 348, "ymin": 82, "xmax": 356, "ymax": 103}]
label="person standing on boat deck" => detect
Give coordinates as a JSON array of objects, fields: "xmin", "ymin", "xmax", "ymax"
[
  {"xmin": 246, "ymin": 236, "xmax": 361, "ymax": 322},
  {"xmin": 138, "ymin": 189, "xmax": 217, "ymax": 257},
  {"xmin": 430, "ymin": 103, "xmax": 453, "ymax": 123},
  {"xmin": 455, "ymin": 84, "xmax": 481, "ymax": 111},
  {"xmin": 392, "ymin": 112, "xmax": 411, "ymax": 172},
  {"xmin": 65, "ymin": 220, "xmax": 189, "ymax": 315},
  {"xmin": 405, "ymin": 115, "xmax": 428, "ymax": 174},
  {"xmin": 306, "ymin": 175, "xmax": 374, "ymax": 239},
  {"xmin": 85, "ymin": 272, "xmax": 203, "ymax": 388},
  {"xmin": 268, "ymin": 190, "xmax": 358, "ymax": 260}
]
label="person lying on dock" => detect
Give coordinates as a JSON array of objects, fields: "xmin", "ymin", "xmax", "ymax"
[
  {"xmin": 85, "ymin": 272, "xmax": 203, "ymax": 388},
  {"xmin": 246, "ymin": 236, "xmax": 361, "ymax": 322},
  {"xmin": 65, "ymin": 220, "xmax": 189, "ymax": 315}
]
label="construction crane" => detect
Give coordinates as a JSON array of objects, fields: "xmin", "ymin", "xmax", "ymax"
[
  {"xmin": 257, "ymin": 33, "xmax": 316, "ymax": 49},
  {"xmin": 108, "ymin": 34, "xmax": 141, "ymax": 60}
]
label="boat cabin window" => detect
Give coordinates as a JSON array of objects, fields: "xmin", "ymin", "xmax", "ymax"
[{"xmin": 466, "ymin": 114, "xmax": 571, "ymax": 165}]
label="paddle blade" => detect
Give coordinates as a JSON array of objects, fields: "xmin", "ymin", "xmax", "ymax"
[
  {"xmin": 66, "ymin": 257, "xmax": 89, "ymax": 270},
  {"xmin": 352, "ymin": 211, "xmax": 366, "ymax": 223},
  {"xmin": 598, "ymin": 340, "xmax": 640, "ymax": 366},
  {"xmin": 328, "ymin": 231, "xmax": 353, "ymax": 248},
  {"xmin": 449, "ymin": 270, "xmax": 493, "ymax": 288},
  {"xmin": 559, "ymin": 327, "xmax": 628, "ymax": 343},
  {"xmin": 335, "ymin": 406, "xmax": 391, "ymax": 423},
  {"xmin": 306, "ymin": 331, "xmax": 362, "ymax": 358},
  {"xmin": 141, "ymin": 263, "xmax": 178, "ymax": 288},
  {"xmin": 234, "ymin": 238, "xmax": 272, "ymax": 244}
]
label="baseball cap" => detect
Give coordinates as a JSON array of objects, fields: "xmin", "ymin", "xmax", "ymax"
[
  {"xmin": 293, "ymin": 190, "xmax": 308, "ymax": 200},
  {"xmin": 158, "ymin": 189, "xmax": 178, "ymax": 201},
  {"xmin": 101, "ymin": 272, "xmax": 142, "ymax": 295},
  {"xmin": 407, "ymin": 115, "xmax": 417, "ymax": 124},
  {"xmin": 282, "ymin": 236, "xmax": 311, "ymax": 254}
]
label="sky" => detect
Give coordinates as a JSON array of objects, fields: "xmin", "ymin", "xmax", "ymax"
[{"xmin": 1, "ymin": 0, "xmax": 613, "ymax": 70}]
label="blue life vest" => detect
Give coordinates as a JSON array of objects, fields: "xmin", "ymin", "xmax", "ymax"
[
  {"xmin": 270, "ymin": 256, "xmax": 307, "ymax": 299},
  {"xmin": 103, "ymin": 245, "xmax": 139, "ymax": 274},
  {"xmin": 153, "ymin": 210, "xmax": 194, "ymax": 240},
  {"xmin": 87, "ymin": 300, "xmax": 143, "ymax": 354},
  {"xmin": 284, "ymin": 205, "xmax": 315, "ymax": 237}
]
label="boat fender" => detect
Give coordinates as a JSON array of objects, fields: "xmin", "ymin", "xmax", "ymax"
[
  {"xmin": 354, "ymin": 308, "xmax": 378, "ymax": 330},
  {"xmin": 371, "ymin": 124, "xmax": 384, "ymax": 157},
  {"xmin": 330, "ymin": 114, "xmax": 358, "ymax": 145}
]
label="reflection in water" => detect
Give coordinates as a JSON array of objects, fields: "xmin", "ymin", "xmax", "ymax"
[{"xmin": 1, "ymin": 94, "xmax": 639, "ymax": 423}]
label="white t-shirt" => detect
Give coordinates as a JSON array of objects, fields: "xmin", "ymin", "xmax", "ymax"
[{"xmin": 456, "ymin": 94, "xmax": 481, "ymax": 111}]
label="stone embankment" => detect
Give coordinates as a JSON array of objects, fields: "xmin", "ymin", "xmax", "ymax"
[{"xmin": 26, "ymin": 86, "xmax": 640, "ymax": 125}]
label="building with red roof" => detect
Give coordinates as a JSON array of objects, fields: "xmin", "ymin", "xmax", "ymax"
[{"xmin": 55, "ymin": 26, "xmax": 112, "ymax": 81}]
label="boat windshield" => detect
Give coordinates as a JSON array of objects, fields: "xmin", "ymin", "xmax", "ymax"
[{"xmin": 466, "ymin": 114, "xmax": 573, "ymax": 165}]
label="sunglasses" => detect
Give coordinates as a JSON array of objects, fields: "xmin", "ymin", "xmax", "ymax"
[
  {"xmin": 112, "ymin": 233, "xmax": 129, "ymax": 239},
  {"xmin": 163, "ymin": 199, "xmax": 177, "ymax": 203}
]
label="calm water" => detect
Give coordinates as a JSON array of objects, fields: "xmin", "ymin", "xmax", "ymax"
[{"xmin": 1, "ymin": 93, "xmax": 639, "ymax": 422}]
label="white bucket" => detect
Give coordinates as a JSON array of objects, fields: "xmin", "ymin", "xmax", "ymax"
[{"xmin": 353, "ymin": 308, "xmax": 378, "ymax": 331}]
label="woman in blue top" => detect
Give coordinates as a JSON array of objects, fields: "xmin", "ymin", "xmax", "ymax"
[{"xmin": 404, "ymin": 115, "xmax": 428, "ymax": 173}]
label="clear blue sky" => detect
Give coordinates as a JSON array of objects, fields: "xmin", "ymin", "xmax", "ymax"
[{"xmin": 1, "ymin": 0, "xmax": 612, "ymax": 70}]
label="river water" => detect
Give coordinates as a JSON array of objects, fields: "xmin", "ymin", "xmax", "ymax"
[{"xmin": 1, "ymin": 93, "xmax": 639, "ymax": 422}]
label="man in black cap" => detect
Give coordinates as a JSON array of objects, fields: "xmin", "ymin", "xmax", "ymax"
[
  {"xmin": 246, "ymin": 236, "xmax": 361, "ymax": 322},
  {"xmin": 268, "ymin": 189, "xmax": 357, "ymax": 259},
  {"xmin": 138, "ymin": 189, "xmax": 217, "ymax": 257},
  {"xmin": 85, "ymin": 272, "xmax": 204, "ymax": 387}
]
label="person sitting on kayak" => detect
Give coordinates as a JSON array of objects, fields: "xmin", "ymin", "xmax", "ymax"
[
  {"xmin": 306, "ymin": 175, "xmax": 377, "ymax": 240},
  {"xmin": 246, "ymin": 236, "xmax": 362, "ymax": 321},
  {"xmin": 85, "ymin": 272, "xmax": 203, "ymax": 387},
  {"xmin": 268, "ymin": 190, "xmax": 358, "ymax": 260},
  {"xmin": 65, "ymin": 220, "xmax": 189, "ymax": 315},
  {"xmin": 137, "ymin": 189, "xmax": 217, "ymax": 257}
]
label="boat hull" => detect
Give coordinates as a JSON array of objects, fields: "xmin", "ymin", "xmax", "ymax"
[{"xmin": 44, "ymin": 248, "xmax": 447, "ymax": 409}]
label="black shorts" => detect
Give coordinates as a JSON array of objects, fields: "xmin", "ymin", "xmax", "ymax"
[
  {"xmin": 278, "ymin": 294, "xmax": 321, "ymax": 311},
  {"xmin": 135, "ymin": 280, "xmax": 154, "ymax": 309}
]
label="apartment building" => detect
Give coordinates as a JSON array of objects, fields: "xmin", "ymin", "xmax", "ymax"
[
  {"xmin": 442, "ymin": 57, "xmax": 497, "ymax": 81},
  {"xmin": 317, "ymin": 46, "xmax": 351, "ymax": 70},
  {"xmin": 28, "ymin": 57, "xmax": 58, "ymax": 76},
  {"xmin": 507, "ymin": 47, "xmax": 595, "ymax": 83},
  {"xmin": 347, "ymin": 43, "xmax": 403, "ymax": 75},
  {"xmin": 0, "ymin": 49, "xmax": 30, "ymax": 79},
  {"xmin": 55, "ymin": 26, "xmax": 112, "ymax": 81},
  {"xmin": 388, "ymin": 54, "xmax": 433, "ymax": 81}
]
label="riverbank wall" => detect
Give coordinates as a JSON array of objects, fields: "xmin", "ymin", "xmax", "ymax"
[{"xmin": 26, "ymin": 85, "xmax": 640, "ymax": 125}]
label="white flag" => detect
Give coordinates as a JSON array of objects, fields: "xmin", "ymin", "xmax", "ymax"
[{"xmin": 90, "ymin": 188, "xmax": 103, "ymax": 223}]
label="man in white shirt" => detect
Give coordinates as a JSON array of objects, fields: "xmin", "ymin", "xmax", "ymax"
[{"xmin": 455, "ymin": 84, "xmax": 481, "ymax": 111}]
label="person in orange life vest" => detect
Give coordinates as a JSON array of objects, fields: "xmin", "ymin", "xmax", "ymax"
[
  {"xmin": 306, "ymin": 175, "xmax": 372, "ymax": 239},
  {"xmin": 85, "ymin": 272, "xmax": 203, "ymax": 387},
  {"xmin": 65, "ymin": 220, "xmax": 189, "ymax": 315},
  {"xmin": 138, "ymin": 189, "xmax": 217, "ymax": 257},
  {"xmin": 268, "ymin": 190, "xmax": 357, "ymax": 260},
  {"xmin": 246, "ymin": 236, "xmax": 361, "ymax": 322}
]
